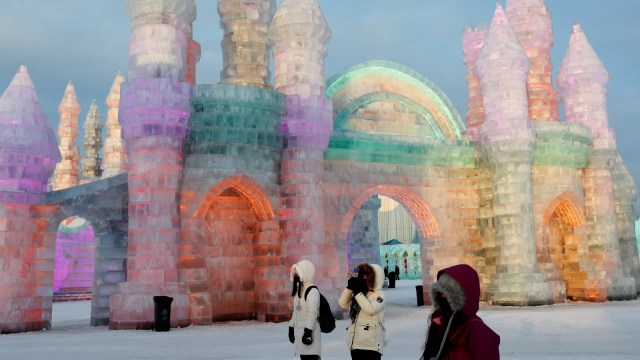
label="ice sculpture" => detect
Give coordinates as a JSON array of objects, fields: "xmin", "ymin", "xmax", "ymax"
[
  {"xmin": 269, "ymin": 0, "xmax": 333, "ymax": 281},
  {"xmin": 51, "ymin": 81, "xmax": 81, "ymax": 190},
  {"xmin": 476, "ymin": 4, "xmax": 552, "ymax": 305},
  {"xmin": 0, "ymin": 65, "xmax": 60, "ymax": 333},
  {"xmin": 110, "ymin": 0, "xmax": 196, "ymax": 330},
  {"xmin": 81, "ymin": 100, "xmax": 103, "ymax": 180},
  {"xmin": 218, "ymin": 0, "xmax": 275, "ymax": 88},
  {"xmin": 462, "ymin": 23, "xmax": 488, "ymax": 140},
  {"xmin": 102, "ymin": 72, "xmax": 127, "ymax": 178},
  {"xmin": 557, "ymin": 23, "xmax": 635, "ymax": 300},
  {"xmin": 186, "ymin": 23, "xmax": 201, "ymax": 85},
  {"xmin": 506, "ymin": 0, "xmax": 560, "ymax": 121},
  {"xmin": 0, "ymin": 66, "xmax": 61, "ymax": 198}
]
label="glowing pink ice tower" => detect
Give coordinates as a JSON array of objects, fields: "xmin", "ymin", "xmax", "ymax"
[
  {"xmin": 109, "ymin": 0, "xmax": 197, "ymax": 330},
  {"xmin": 0, "ymin": 66, "xmax": 61, "ymax": 333}
]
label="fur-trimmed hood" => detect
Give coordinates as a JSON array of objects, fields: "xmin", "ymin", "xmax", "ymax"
[
  {"xmin": 430, "ymin": 264, "xmax": 480, "ymax": 316},
  {"xmin": 290, "ymin": 259, "xmax": 315, "ymax": 284},
  {"xmin": 370, "ymin": 264, "xmax": 384, "ymax": 291}
]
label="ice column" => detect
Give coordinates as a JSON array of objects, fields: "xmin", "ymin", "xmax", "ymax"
[
  {"xmin": 506, "ymin": 0, "xmax": 560, "ymax": 121},
  {"xmin": 51, "ymin": 81, "xmax": 81, "ymax": 190},
  {"xmin": 219, "ymin": 0, "xmax": 276, "ymax": 89},
  {"xmin": 269, "ymin": 0, "xmax": 334, "ymax": 289},
  {"xmin": 109, "ymin": 0, "xmax": 196, "ymax": 330},
  {"xmin": 557, "ymin": 23, "xmax": 636, "ymax": 300},
  {"xmin": 81, "ymin": 100, "xmax": 103, "ymax": 180},
  {"xmin": 462, "ymin": 23, "xmax": 488, "ymax": 141},
  {"xmin": 476, "ymin": 5, "xmax": 552, "ymax": 305},
  {"xmin": 0, "ymin": 66, "xmax": 61, "ymax": 333},
  {"xmin": 102, "ymin": 72, "xmax": 127, "ymax": 178}
]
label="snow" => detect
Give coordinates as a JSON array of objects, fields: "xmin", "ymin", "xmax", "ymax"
[{"xmin": 2, "ymin": 280, "xmax": 639, "ymax": 359}]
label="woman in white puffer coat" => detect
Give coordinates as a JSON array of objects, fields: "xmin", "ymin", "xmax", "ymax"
[
  {"xmin": 339, "ymin": 263, "xmax": 387, "ymax": 360},
  {"xmin": 288, "ymin": 259, "xmax": 322, "ymax": 360}
]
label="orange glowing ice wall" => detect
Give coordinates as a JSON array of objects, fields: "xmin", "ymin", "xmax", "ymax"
[
  {"xmin": 53, "ymin": 217, "xmax": 95, "ymax": 299},
  {"xmin": 101, "ymin": 72, "xmax": 127, "ymax": 179},
  {"xmin": 506, "ymin": 0, "xmax": 560, "ymax": 122},
  {"xmin": 557, "ymin": 24, "xmax": 636, "ymax": 301},
  {"xmin": 476, "ymin": 5, "xmax": 553, "ymax": 305},
  {"xmin": 51, "ymin": 81, "xmax": 81, "ymax": 190},
  {"xmin": 0, "ymin": 66, "xmax": 61, "ymax": 333},
  {"xmin": 110, "ymin": 0, "xmax": 196, "ymax": 330},
  {"xmin": 269, "ymin": 0, "xmax": 334, "ymax": 291},
  {"xmin": 219, "ymin": 0, "xmax": 275, "ymax": 89}
]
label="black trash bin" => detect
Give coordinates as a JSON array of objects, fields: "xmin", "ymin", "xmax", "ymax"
[
  {"xmin": 388, "ymin": 272, "xmax": 396, "ymax": 288},
  {"xmin": 415, "ymin": 285, "xmax": 424, "ymax": 306},
  {"xmin": 153, "ymin": 296, "xmax": 173, "ymax": 332}
]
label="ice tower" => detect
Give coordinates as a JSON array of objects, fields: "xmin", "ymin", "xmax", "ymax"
[
  {"xmin": 109, "ymin": 0, "xmax": 197, "ymax": 330},
  {"xmin": 269, "ymin": 0, "xmax": 334, "ymax": 290},
  {"xmin": 218, "ymin": 0, "xmax": 275, "ymax": 88},
  {"xmin": 0, "ymin": 66, "xmax": 61, "ymax": 333},
  {"xmin": 462, "ymin": 23, "xmax": 488, "ymax": 141},
  {"xmin": 81, "ymin": 100, "xmax": 103, "ymax": 180},
  {"xmin": 476, "ymin": 5, "xmax": 552, "ymax": 305},
  {"xmin": 557, "ymin": 24, "xmax": 636, "ymax": 300},
  {"xmin": 506, "ymin": 0, "xmax": 559, "ymax": 122},
  {"xmin": 101, "ymin": 72, "xmax": 127, "ymax": 178},
  {"xmin": 51, "ymin": 81, "xmax": 81, "ymax": 190}
]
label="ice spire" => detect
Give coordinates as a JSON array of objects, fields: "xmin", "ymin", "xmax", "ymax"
[
  {"xmin": 506, "ymin": 0, "xmax": 559, "ymax": 121},
  {"xmin": 51, "ymin": 81, "xmax": 81, "ymax": 190},
  {"xmin": 81, "ymin": 99, "xmax": 103, "ymax": 180},
  {"xmin": 186, "ymin": 23, "xmax": 201, "ymax": 85},
  {"xmin": 557, "ymin": 23, "xmax": 610, "ymax": 132},
  {"xmin": 462, "ymin": 23, "xmax": 488, "ymax": 140},
  {"xmin": 476, "ymin": 4, "xmax": 552, "ymax": 306},
  {"xmin": 218, "ymin": 0, "xmax": 275, "ymax": 88},
  {"xmin": 101, "ymin": 71, "xmax": 127, "ymax": 178},
  {"xmin": 0, "ymin": 65, "xmax": 60, "ymax": 200}
]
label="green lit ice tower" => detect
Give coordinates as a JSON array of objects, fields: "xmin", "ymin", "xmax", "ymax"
[
  {"xmin": 557, "ymin": 24, "xmax": 637, "ymax": 300},
  {"xmin": 476, "ymin": 5, "xmax": 552, "ymax": 305}
]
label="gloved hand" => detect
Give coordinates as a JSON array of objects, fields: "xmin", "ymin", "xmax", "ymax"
[
  {"xmin": 288, "ymin": 326, "xmax": 295, "ymax": 344},
  {"xmin": 302, "ymin": 328, "xmax": 313, "ymax": 345},
  {"xmin": 347, "ymin": 277, "xmax": 360, "ymax": 290},
  {"xmin": 352, "ymin": 278, "xmax": 368, "ymax": 296}
]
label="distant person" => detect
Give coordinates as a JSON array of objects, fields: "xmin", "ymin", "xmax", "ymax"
[
  {"xmin": 384, "ymin": 266, "xmax": 389, "ymax": 280},
  {"xmin": 420, "ymin": 264, "xmax": 500, "ymax": 360},
  {"xmin": 288, "ymin": 259, "xmax": 322, "ymax": 360},
  {"xmin": 394, "ymin": 265, "xmax": 400, "ymax": 280},
  {"xmin": 339, "ymin": 263, "xmax": 387, "ymax": 360}
]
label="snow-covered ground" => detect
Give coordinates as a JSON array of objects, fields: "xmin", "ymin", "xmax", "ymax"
[{"xmin": 1, "ymin": 280, "xmax": 639, "ymax": 359}]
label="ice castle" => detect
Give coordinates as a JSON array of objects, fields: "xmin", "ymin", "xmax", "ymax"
[{"xmin": 0, "ymin": 0, "xmax": 638, "ymax": 333}]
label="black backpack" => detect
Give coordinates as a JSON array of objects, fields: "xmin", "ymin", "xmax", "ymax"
[{"xmin": 304, "ymin": 286, "xmax": 336, "ymax": 333}]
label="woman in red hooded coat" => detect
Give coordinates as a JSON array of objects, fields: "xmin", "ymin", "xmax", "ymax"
[{"xmin": 421, "ymin": 264, "xmax": 500, "ymax": 360}]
